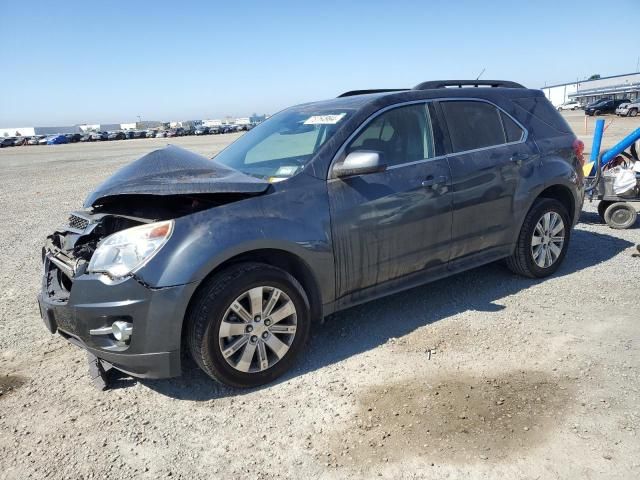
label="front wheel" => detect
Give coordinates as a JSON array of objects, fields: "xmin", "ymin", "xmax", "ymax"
[
  {"xmin": 506, "ymin": 199, "xmax": 571, "ymax": 278},
  {"xmin": 629, "ymin": 108, "xmax": 638, "ymax": 117},
  {"xmin": 186, "ymin": 263, "xmax": 311, "ymax": 388}
]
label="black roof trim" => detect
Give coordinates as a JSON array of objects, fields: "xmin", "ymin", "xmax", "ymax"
[
  {"xmin": 337, "ymin": 89, "xmax": 407, "ymax": 98},
  {"xmin": 414, "ymin": 80, "xmax": 525, "ymax": 90}
]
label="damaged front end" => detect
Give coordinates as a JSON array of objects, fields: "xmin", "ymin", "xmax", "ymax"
[
  {"xmin": 38, "ymin": 206, "xmax": 198, "ymax": 379},
  {"xmin": 43, "ymin": 211, "xmax": 152, "ymax": 302},
  {"xmin": 37, "ymin": 145, "xmax": 270, "ymax": 380}
]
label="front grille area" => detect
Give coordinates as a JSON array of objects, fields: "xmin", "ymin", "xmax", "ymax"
[{"xmin": 68, "ymin": 214, "xmax": 89, "ymax": 231}]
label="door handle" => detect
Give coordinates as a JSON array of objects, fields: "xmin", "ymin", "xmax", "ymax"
[
  {"xmin": 421, "ymin": 175, "xmax": 447, "ymax": 188},
  {"xmin": 510, "ymin": 152, "xmax": 529, "ymax": 164}
]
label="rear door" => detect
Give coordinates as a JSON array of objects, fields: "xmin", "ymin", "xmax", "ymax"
[
  {"xmin": 438, "ymin": 99, "xmax": 536, "ymax": 262},
  {"xmin": 328, "ymin": 102, "xmax": 452, "ymax": 297}
]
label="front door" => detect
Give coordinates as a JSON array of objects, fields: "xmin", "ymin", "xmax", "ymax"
[{"xmin": 328, "ymin": 103, "xmax": 452, "ymax": 298}]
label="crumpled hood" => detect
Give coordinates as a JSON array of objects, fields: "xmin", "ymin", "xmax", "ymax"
[{"xmin": 84, "ymin": 145, "xmax": 269, "ymax": 207}]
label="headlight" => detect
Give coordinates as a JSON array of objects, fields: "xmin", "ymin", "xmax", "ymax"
[{"xmin": 88, "ymin": 220, "xmax": 173, "ymax": 279}]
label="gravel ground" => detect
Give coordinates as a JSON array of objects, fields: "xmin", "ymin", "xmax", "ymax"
[{"xmin": 1, "ymin": 116, "xmax": 639, "ymax": 479}]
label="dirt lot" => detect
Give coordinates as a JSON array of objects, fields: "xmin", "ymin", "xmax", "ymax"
[{"xmin": 1, "ymin": 113, "xmax": 639, "ymax": 480}]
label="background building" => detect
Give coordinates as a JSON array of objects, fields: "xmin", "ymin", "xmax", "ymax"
[
  {"xmin": 541, "ymin": 72, "xmax": 640, "ymax": 107},
  {"xmin": 0, "ymin": 125, "xmax": 81, "ymax": 137}
]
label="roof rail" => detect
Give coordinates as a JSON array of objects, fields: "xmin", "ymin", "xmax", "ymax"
[
  {"xmin": 337, "ymin": 89, "xmax": 407, "ymax": 98},
  {"xmin": 413, "ymin": 80, "xmax": 525, "ymax": 90}
]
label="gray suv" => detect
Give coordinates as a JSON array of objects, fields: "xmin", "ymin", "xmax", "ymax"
[{"xmin": 38, "ymin": 80, "xmax": 585, "ymax": 388}]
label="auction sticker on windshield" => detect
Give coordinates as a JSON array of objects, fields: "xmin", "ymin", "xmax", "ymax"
[{"xmin": 303, "ymin": 113, "xmax": 346, "ymax": 125}]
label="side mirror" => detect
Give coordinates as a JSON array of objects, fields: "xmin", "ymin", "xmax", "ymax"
[{"xmin": 333, "ymin": 151, "xmax": 386, "ymax": 178}]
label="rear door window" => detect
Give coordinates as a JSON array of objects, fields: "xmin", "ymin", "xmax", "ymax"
[{"xmin": 440, "ymin": 101, "xmax": 506, "ymax": 153}]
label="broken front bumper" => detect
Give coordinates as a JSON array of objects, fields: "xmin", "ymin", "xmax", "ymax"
[{"xmin": 37, "ymin": 253, "xmax": 197, "ymax": 379}]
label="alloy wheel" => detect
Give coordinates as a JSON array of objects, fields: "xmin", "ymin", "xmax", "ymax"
[
  {"xmin": 218, "ymin": 286, "xmax": 297, "ymax": 373},
  {"xmin": 531, "ymin": 212, "xmax": 565, "ymax": 268}
]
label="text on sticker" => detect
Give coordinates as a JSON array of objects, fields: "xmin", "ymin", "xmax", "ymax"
[{"xmin": 303, "ymin": 114, "xmax": 346, "ymax": 125}]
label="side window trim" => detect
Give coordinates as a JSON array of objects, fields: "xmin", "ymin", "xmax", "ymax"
[
  {"xmin": 328, "ymin": 100, "xmax": 442, "ymax": 179},
  {"xmin": 437, "ymin": 98, "xmax": 528, "ymax": 156}
]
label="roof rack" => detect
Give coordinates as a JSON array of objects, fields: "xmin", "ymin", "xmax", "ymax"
[
  {"xmin": 413, "ymin": 80, "xmax": 525, "ymax": 90},
  {"xmin": 337, "ymin": 89, "xmax": 407, "ymax": 98}
]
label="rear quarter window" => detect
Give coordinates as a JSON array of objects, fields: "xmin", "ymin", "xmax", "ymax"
[
  {"xmin": 511, "ymin": 96, "xmax": 572, "ymax": 134},
  {"xmin": 500, "ymin": 111, "xmax": 524, "ymax": 143}
]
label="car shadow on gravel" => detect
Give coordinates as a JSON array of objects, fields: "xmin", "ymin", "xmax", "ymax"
[{"xmin": 142, "ymin": 228, "xmax": 633, "ymax": 400}]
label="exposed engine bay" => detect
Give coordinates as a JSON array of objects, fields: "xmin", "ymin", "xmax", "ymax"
[
  {"xmin": 43, "ymin": 192, "xmax": 256, "ymax": 301},
  {"xmin": 42, "ymin": 144, "xmax": 272, "ymax": 302}
]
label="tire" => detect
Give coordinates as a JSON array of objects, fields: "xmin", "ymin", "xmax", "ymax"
[
  {"xmin": 594, "ymin": 110, "xmax": 601, "ymax": 116},
  {"xmin": 506, "ymin": 198, "xmax": 571, "ymax": 278},
  {"xmin": 597, "ymin": 201, "xmax": 614, "ymax": 222},
  {"xmin": 629, "ymin": 108, "xmax": 638, "ymax": 117},
  {"xmin": 604, "ymin": 202, "xmax": 637, "ymax": 229},
  {"xmin": 186, "ymin": 262, "xmax": 311, "ymax": 388}
]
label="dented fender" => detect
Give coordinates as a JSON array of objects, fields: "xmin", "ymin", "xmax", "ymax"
[{"xmin": 133, "ymin": 173, "xmax": 336, "ymax": 305}]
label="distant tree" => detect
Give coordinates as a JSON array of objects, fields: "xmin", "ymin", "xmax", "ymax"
[{"xmin": 587, "ymin": 74, "xmax": 601, "ymax": 80}]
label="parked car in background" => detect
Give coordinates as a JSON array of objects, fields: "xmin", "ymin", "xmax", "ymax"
[
  {"xmin": 107, "ymin": 131, "xmax": 127, "ymax": 141},
  {"xmin": 146, "ymin": 130, "xmax": 157, "ymax": 138},
  {"xmin": 194, "ymin": 126, "xmax": 210, "ymax": 135},
  {"xmin": 557, "ymin": 100, "xmax": 581, "ymax": 111},
  {"xmin": 155, "ymin": 131, "xmax": 167, "ymax": 138},
  {"xmin": 13, "ymin": 137, "xmax": 28, "ymax": 146},
  {"xmin": 616, "ymin": 99, "xmax": 640, "ymax": 117},
  {"xmin": 125, "ymin": 131, "xmax": 136, "ymax": 139},
  {"xmin": 90, "ymin": 132, "xmax": 108, "ymax": 141},
  {"xmin": 0, "ymin": 137, "xmax": 16, "ymax": 148},
  {"xmin": 37, "ymin": 79, "xmax": 585, "ymax": 388},
  {"xmin": 65, "ymin": 133, "xmax": 82, "ymax": 143},
  {"xmin": 38, "ymin": 136, "xmax": 49, "ymax": 145},
  {"xmin": 133, "ymin": 131, "xmax": 147, "ymax": 139},
  {"xmin": 28, "ymin": 136, "xmax": 44, "ymax": 145},
  {"xmin": 46, "ymin": 135, "xmax": 69, "ymax": 145},
  {"xmin": 584, "ymin": 98, "xmax": 630, "ymax": 116},
  {"xmin": 209, "ymin": 126, "xmax": 221, "ymax": 134}
]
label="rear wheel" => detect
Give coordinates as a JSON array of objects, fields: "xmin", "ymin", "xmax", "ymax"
[
  {"xmin": 597, "ymin": 201, "xmax": 614, "ymax": 222},
  {"xmin": 506, "ymin": 198, "xmax": 571, "ymax": 278},
  {"xmin": 594, "ymin": 110, "xmax": 601, "ymax": 116},
  {"xmin": 186, "ymin": 263, "xmax": 311, "ymax": 388},
  {"xmin": 604, "ymin": 202, "xmax": 637, "ymax": 229}
]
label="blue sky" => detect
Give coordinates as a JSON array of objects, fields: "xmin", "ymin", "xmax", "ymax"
[{"xmin": 1, "ymin": 0, "xmax": 637, "ymax": 127}]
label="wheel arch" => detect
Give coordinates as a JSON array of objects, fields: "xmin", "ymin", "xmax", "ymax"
[
  {"xmin": 537, "ymin": 184, "xmax": 576, "ymax": 224},
  {"xmin": 511, "ymin": 182, "xmax": 578, "ymax": 251},
  {"xmin": 180, "ymin": 248, "xmax": 324, "ymax": 355}
]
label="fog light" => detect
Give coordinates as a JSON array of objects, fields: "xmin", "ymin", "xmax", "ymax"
[{"xmin": 112, "ymin": 321, "xmax": 133, "ymax": 342}]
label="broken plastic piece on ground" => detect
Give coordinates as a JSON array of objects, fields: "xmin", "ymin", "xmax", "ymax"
[{"xmin": 87, "ymin": 352, "xmax": 112, "ymax": 390}]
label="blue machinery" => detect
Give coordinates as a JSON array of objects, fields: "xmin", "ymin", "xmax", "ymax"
[
  {"xmin": 588, "ymin": 120, "xmax": 640, "ymax": 178},
  {"xmin": 585, "ymin": 119, "xmax": 640, "ymax": 229}
]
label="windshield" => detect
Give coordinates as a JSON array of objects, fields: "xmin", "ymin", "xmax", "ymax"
[{"xmin": 213, "ymin": 106, "xmax": 354, "ymax": 180}]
